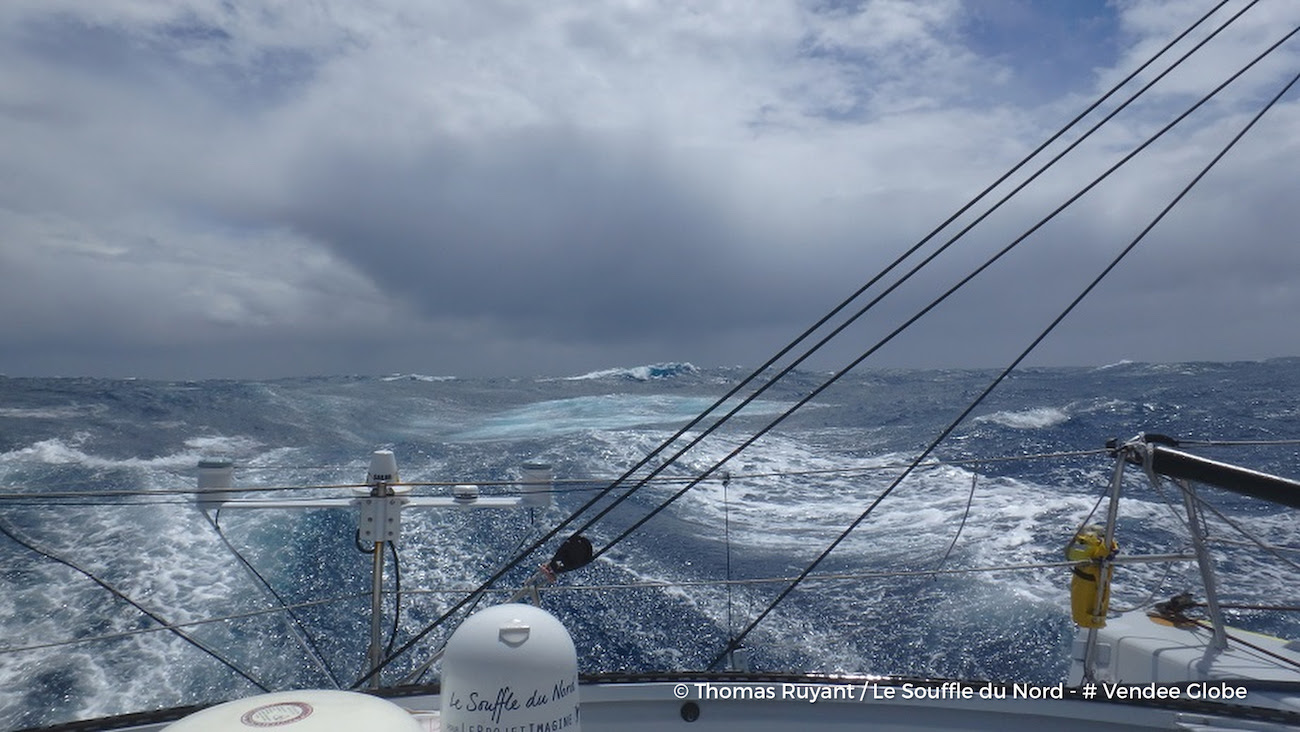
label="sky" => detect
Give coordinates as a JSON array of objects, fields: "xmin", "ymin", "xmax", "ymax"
[{"xmin": 1, "ymin": 0, "xmax": 1298, "ymax": 379}]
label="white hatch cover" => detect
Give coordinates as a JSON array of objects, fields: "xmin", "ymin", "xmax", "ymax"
[{"xmin": 162, "ymin": 689, "xmax": 421, "ymax": 732}]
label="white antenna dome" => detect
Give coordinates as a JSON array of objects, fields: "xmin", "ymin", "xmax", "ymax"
[{"xmin": 441, "ymin": 604, "xmax": 580, "ymax": 732}]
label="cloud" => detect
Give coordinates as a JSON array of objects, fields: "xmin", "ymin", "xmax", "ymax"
[{"xmin": 1, "ymin": 0, "xmax": 1297, "ymax": 378}]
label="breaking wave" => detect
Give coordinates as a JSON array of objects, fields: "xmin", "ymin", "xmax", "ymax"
[
  {"xmin": 562, "ymin": 362, "xmax": 700, "ymax": 381},
  {"xmin": 975, "ymin": 407, "xmax": 1070, "ymax": 430},
  {"xmin": 380, "ymin": 374, "xmax": 458, "ymax": 382}
]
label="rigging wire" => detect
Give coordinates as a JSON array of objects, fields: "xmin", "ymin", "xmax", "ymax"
[
  {"xmin": 406, "ymin": 513, "xmax": 545, "ymax": 685},
  {"xmin": 575, "ymin": 0, "xmax": 1269, "ymax": 543},
  {"xmin": 1110, "ymin": 561, "xmax": 1178, "ymax": 614},
  {"xmin": 1063, "ymin": 476, "xmax": 1117, "ymax": 558},
  {"xmin": 1139, "ymin": 452, "xmax": 1201, "ymax": 538},
  {"xmin": 0, "ymin": 591, "xmax": 370, "ymax": 655},
  {"xmin": 0, "ymin": 513, "xmax": 272, "ymax": 692},
  {"xmin": 1193, "ymin": 619, "xmax": 1300, "ymax": 673},
  {"xmin": 1211, "ymin": 537, "xmax": 1300, "ymax": 555},
  {"xmin": 349, "ymin": 3, "xmax": 1263, "ymax": 688},
  {"xmin": 722, "ymin": 471, "xmax": 735, "ymax": 651},
  {"xmin": 707, "ymin": 42, "xmax": 1300, "ymax": 671},
  {"xmin": 209, "ymin": 508, "xmax": 342, "ymax": 688},
  {"xmin": 1130, "ymin": 438, "xmax": 1300, "ymax": 583},
  {"xmin": 931, "ymin": 468, "xmax": 979, "ymax": 576},
  {"xmin": 508, "ymin": 0, "xmax": 1261, "ymax": 590},
  {"xmin": 591, "ymin": 10, "xmax": 1300, "ymax": 591},
  {"xmin": 1177, "ymin": 439, "xmax": 1300, "ymax": 448},
  {"xmin": 1190, "ymin": 488, "xmax": 1300, "ymax": 576},
  {"xmin": 565, "ymin": 0, "xmax": 1268, "ymax": 551}
]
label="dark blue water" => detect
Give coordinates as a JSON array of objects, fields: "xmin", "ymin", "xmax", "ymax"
[{"xmin": 2, "ymin": 359, "xmax": 1299, "ymax": 729}]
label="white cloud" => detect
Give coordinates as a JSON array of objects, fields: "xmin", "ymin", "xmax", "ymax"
[{"xmin": 1, "ymin": 0, "xmax": 1297, "ymax": 376}]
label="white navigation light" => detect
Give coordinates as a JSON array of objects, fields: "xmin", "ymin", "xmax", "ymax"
[
  {"xmin": 161, "ymin": 690, "xmax": 420, "ymax": 732},
  {"xmin": 441, "ymin": 604, "xmax": 581, "ymax": 732}
]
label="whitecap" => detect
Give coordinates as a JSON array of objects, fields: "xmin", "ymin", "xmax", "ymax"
[
  {"xmin": 0, "ymin": 405, "xmax": 101, "ymax": 419},
  {"xmin": 380, "ymin": 374, "xmax": 457, "ymax": 382},
  {"xmin": 2, "ymin": 435, "xmax": 263, "ymax": 469},
  {"xmin": 456, "ymin": 393, "xmax": 789, "ymax": 441},
  {"xmin": 561, "ymin": 362, "xmax": 699, "ymax": 381},
  {"xmin": 975, "ymin": 407, "xmax": 1070, "ymax": 430}
]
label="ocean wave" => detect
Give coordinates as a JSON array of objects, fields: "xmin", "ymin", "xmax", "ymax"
[
  {"xmin": 380, "ymin": 374, "xmax": 457, "ymax": 382},
  {"xmin": 561, "ymin": 362, "xmax": 699, "ymax": 381},
  {"xmin": 456, "ymin": 393, "xmax": 788, "ymax": 440},
  {"xmin": 3, "ymin": 361, "xmax": 1299, "ymax": 727},
  {"xmin": 975, "ymin": 407, "xmax": 1070, "ymax": 430},
  {"xmin": 0, "ymin": 405, "xmax": 103, "ymax": 419},
  {"xmin": 0, "ymin": 435, "xmax": 263, "ymax": 469}
]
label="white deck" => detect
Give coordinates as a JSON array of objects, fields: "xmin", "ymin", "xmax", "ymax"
[
  {"xmin": 1068, "ymin": 610, "xmax": 1300, "ymax": 715},
  {"xmin": 49, "ymin": 675, "xmax": 1300, "ymax": 732}
]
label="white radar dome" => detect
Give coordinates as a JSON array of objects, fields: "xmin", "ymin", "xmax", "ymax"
[
  {"xmin": 441, "ymin": 603, "xmax": 580, "ymax": 732},
  {"xmin": 161, "ymin": 689, "xmax": 421, "ymax": 732}
]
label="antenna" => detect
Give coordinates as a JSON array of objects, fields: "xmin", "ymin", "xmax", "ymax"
[{"xmin": 198, "ymin": 451, "xmax": 554, "ymax": 688}]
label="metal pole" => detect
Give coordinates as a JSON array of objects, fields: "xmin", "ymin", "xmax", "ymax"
[
  {"xmin": 363, "ymin": 455, "xmax": 396, "ymax": 692},
  {"xmin": 1179, "ymin": 479, "xmax": 1228, "ymax": 651},
  {"xmin": 368, "ymin": 538, "xmax": 386, "ymax": 689},
  {"xmin": 1083, "ymin": 453, "xmax": 1126, "ymax": 682}
]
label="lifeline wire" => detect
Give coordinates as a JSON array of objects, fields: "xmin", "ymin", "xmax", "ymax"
[
  {"xmin": 708, "ymin": 43, "xmax": 1300, "ymax": 671},
  {"xmin": 0, "ymin": 558, "xmax": 1100, "ymax": 657},
  {"xmin": 0, "ymin": 448, "xmax": 1114, "ymax": 504}
]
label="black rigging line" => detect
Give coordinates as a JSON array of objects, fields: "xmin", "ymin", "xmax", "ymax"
[
  {"xmin": 351, "ymin": 1, "xmax": 1243, "ymax": 687},
  {"xmin": 209, "ymin": 509, "xmax": 342, "ymax": 688},
  {"xmin": 496, "ymin": 0, "xmax": 1250, "ymax": 577},
  {"xmin": 355, "ymin": 529, "xmax": 376, "ymax": 554},
  {"xmin": 708, "ymin": 49, "xmax": 1300, "ymax": 672},
  {"xmin": 722, "ymin": 471, "xmax": 735, "ymax": 651},
  {"xmin": 932, "ymin": 469, "xmax": 979, "ymax": 577},
  {"xmin": 0, "ymin": 513, "xmax": 271, "ymax": 693},
  {"xmin": 386, "ymin": 540, "xmax": 401, "ymax": 657},
  {"xmin": 584, "ymin": 13, "xmax": 1300, "ymax": 578}
]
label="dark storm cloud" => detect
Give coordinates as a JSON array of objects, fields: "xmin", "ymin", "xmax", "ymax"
[{"xmin": 281, "ymin": 130, "xmax": 805, "ymax": 344}]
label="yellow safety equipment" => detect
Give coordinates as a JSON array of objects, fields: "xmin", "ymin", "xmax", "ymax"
[{"xmin": 1066, "ymin": 528, "xmax": 1117, "ymax": 629}]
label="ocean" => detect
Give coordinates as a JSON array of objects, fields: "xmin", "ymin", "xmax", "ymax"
[{"xmin": 2, "ymin": 359, "xmax": 1299, "ymax": 729}]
